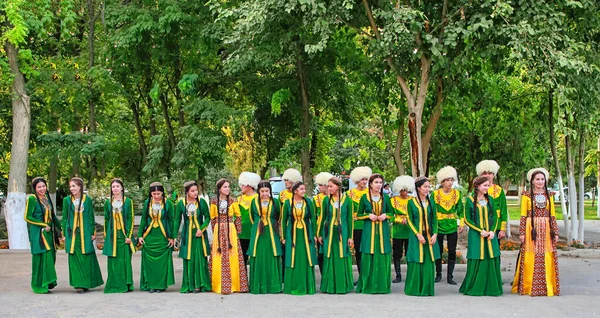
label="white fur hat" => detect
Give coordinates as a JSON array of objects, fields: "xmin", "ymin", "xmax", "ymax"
[
  {"xmin": 350, "ymin": 166, "xmax": 372, "ymax": 183},
  {"xmin": 436, "ymin": 166, "xmax": 457, "ymax": 184},
  {"xmin": 393, "ymin": 176, "xmax": 415, "ymax": 193},
  {"xmin": 315, "ymin": 172, "xmax": 334, "ymax": 186},
  {"xmin": 476, "ymin": 160, "xmax": 500, "ymax": 175},
  {"xmin": 282, "ymin": 168, "xmax": 302, "ymax": 183},
  {"xmin": 527, "ymin": 167, "xmax": 550, "ymax": 183},
  {"xmin": 238, "ymin": 172, "xmax": 261, "ymax": 189}
]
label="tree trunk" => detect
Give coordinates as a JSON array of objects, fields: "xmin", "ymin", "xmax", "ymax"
[
  {"xmin": 577, "ymin": 132, "xmax": 585, "ymax": 241},
  {"xmin": 295, "ymin": 53, "xmax": 313, "ymax": 194},
  {"xmin": 130, "ymin": 100, "xmax": 148, "ymax": 159},
  {"xmin": 48, "ymin": 155, "xmax": 58, "ymax": 212},
  {"xmin": 3, "ymin": 41, "xmax": 31, "ymax": 249},
  {"xmin": 548, "ymin": 89, "xmax": 570, "ymax": 240},
  {"xmin": 597, "ymin": 137, "xmax": 600, "ymax": 218},
  {"xmin": 393, "ymin": 114, "xmax": 406, "ymax": 176},
  {"xmin": 87, "ymin": 0, "xmax": 98, "ymax": 182},
  {"xmin": 159, "ymin": 93, "xmax": 177, "ymax": 151},
  {"xmin": 565, "ymin": 135, "xmax": 579, "ymax": 241},
  {"xmin": 517, "ymin": 178, "xmax": 525, "ymax": 206},
  {"xmin": 421, "ymin": 76, "xmax": 444, "ymax": 170},
  {"xmin": 361, "ymin": 0, "xmax": 430, "ymax": 177},
  {"xmin": 269, "ymin": 167, "xmax": 278, "ymax": 179}
]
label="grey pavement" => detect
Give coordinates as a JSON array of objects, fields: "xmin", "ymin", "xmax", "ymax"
[{"xmin": 0, "ymin": 250, "xmax": 599, "ymax": 317}]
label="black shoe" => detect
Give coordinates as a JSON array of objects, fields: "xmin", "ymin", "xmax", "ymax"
[
  {"xmin": 156, "ymin": 289, "xmax": 163, "ymax": 293},
  {"xmin": 354, "ymin": 280, "xmax": 358, "ymax": 286},
  {"xmin": 149, "ymin": 289, "xmax": 156, "ymax": 293},
  {"xmin": 193, "ymin": 289, "xmax": 201, "ymax": 294},
  {"xmin": 434, "ymin": 274, "xmax": 442, "ymax": 283},
  {"xmin": 392, "ymin": 275, "xmax": 402, "ymax": 283},
  {"xmin": 76, "ymin": 288, "xmax": 84, "ymax": 294},
  {"xmin": 447, "ymin": 261, "xmax": 457, "ymax": 285}
]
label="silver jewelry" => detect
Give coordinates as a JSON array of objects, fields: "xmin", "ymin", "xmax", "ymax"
[
  {"xmin": 73, "ymin": 199, "xmax": 81, "ymax": 207},
  {"xmin": 219, "ymin": 200, "xmax": 228, "ymax": 214},
  {"xmin": 295, "ymin": 202, "xmax": 303, "ymax": 209},
  {"xmin": 478, "ymin": 199, "xmax": 487, "ymax": 207},
  {"xmin": 151, "ymin": 202, "xmax": 161, "ymax": 216},
  {"xmin": 372, "ymin": 196, "xmax": 380, "ymax": 202},
  {"xmin": 333, "ymin": 201, "xmax": 340, "ymax": 209},
  {"xmin": 186, "ymin": 203, "xmax": 197, "ymax": 216},
  {"xmin": 534, "ymin": 194, "xmax": 547, "ymax": 209},
  {"xmin": 112, "ymin": 200, "xmax": 123, "ymax": 213},
  {"xmin": 261, "ymin": 201, "xmax": 270, "ymax": 207}
]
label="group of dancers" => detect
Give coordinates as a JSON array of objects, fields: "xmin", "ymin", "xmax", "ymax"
[{"xmin": 24, "ymin": 160, "xmax": 560, "ymax": 297}]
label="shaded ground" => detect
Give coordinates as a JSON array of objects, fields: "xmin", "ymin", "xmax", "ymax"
[{"xmin": 0, "ymin": 250, "xmax": 599, "ymax": 317}]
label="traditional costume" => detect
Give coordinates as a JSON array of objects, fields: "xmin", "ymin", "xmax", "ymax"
[
  {"xmin": 512, "ymin": 168, "xmax": 560, "ymax": 296},
  {"xmin": 103, "ymin": 190, "xmax": 136, "ymax": 293},
  {"xmin": 390, "ymin": 176, "xmax": 414, "ymax": 283}
]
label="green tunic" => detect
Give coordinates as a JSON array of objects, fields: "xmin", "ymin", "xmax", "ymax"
[
  {"xmin": 62, "ymin": 195, "xmax": 104, "ymax": 289},
  {"xmin": 235, "ymin": 194, "xmax": 257, "ymax": 240},
  {"xmin": 347, "ymin": 188, "xmax": 368, "ymax": 231},
  {"xmin": 405, "ymin": 197, "xmax": 440, "ymax": 296},
  {"xmin": 316, "ymin": 195, "xmax": 354, "ymax": 294},
  {"xmin": 248, "ymin": 198, "xmax": 283, "ymax": 294},
  {"xmin": 103, "ymin": 197, "xmax": 135, "ymax": 293},
  {"xmin": 25, "ymin": 194, "xmax": 61, "ymax": 293},
  {"xmin": 174, "ymin": 198, "xmax": 211, "ymax": 293},
  {"xmin": 138, "ymin": 199, "xmax": 175, "ymax": 291},
  {"xmin": 432, "ymin": 189, "xmax": 464, "ymax": 234},
  {"xmin": 313, "ymin": 193, "xmax": 327, "ymax": 255},
  {"xmin": 355, "ymin": 193, "xmax": 393, "ymax": 294},
  {"xmin": 459, "ymin": 195, "xmax": 502, "ymax": 296},
  {"xmin": 390, "ymin": 196, "xmax": 410, "ymax": 239},
  {"xmin": 489, "ymin": 184, "xmax": 508, "ymax": 232},
  {"xmin": 282, "ymin": 198, "xmax": 317, "ymax": 295}
]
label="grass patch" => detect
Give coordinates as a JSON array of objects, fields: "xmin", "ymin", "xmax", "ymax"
[{"xmin": 508, "ymin": 203, "xmax": 600, "ymax": 221}]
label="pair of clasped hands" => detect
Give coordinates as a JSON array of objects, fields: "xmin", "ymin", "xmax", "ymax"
[
  {"xmin": 480, "ymin": 230, "xmax": 495, "ymax": 240},
  {"xmin": 315, "ymin": 236, "xmax": 355, "ymax": 248},
  {"xmin": 138, "ymin": 229, "xmax": 203, "ymax": 248},
  {"xmin": 56, "ymin": 230, "xmax": 101, "ymax": 244}
]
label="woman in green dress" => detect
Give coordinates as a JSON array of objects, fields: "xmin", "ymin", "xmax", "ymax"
[
  {"xmin": 247, "ymin": 180, "xmax": 283, "ymax": 294},
  {"xmin": 138, "ymin": 182, "xmax": 175, "ymax": 293},
  {"xmin": 459, "ymin": 176, "xmax": 503, "ymax": 296},
  {"xmin": 103, "ymin": 178, "xmax": 136, "ymax": 293},
  {"xmin": 174, "ymin": 180, "xmax": 212, "ymax": 293},
  {"xmin": 282, "ymin": 181, "xmax": 317, "ymax": 295},
  {"xmin": 317, "ymin": 177, "xmax": 354, "ymax": 294},
  {"xmin": 355, "ymin": 173, "xmax": 393, "ymax": 294},
  {"xmin": 25, "ymin": 177, "xmax": 62, "ymax": 294},
  {"xmin": 62, "ymin": 177, "xmax": 104, "ymax": 293},
  {"xmin": 405, "ymin": 176, "xmax": 440, "ymax": 296}
]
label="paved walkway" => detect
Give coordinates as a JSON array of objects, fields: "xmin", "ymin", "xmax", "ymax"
[{"xmin": 0, "ymin": 250, "xmax": 599, "ymax": 317}]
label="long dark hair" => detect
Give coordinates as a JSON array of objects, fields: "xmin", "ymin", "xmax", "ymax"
[
  {"xmin": 184, "ymin": 181, "xmax": 201, "ymax": 220},
  {"xmin": 145, "ymin": 182, "xmax": 168, "ymax": 238},
  {"xmin": 415, "ymin": 177, "xmax": 431, "ymax": 236},
  {"xmin": 32, "ymin": 177, "xmax": 59, "ymax": 244},
  {"xmin": 324, "ymin": 177, "xmax": 343, "ymax": 239},
  {"xmin": 472, "ymin": 176, "xmax": 491, "ymax": 227},
  {"xmin": 290, "ymin": 181, "xmax": 311, "ymax": 247},
  {"xmin": 109, "ymin": 178, "xmax": 125, "ymax": 230},
  {"xmin": 67, "ymin": 177, "xmax": 85, "ymax": 236},
  {"xmin": 257, "ymin": 180, "xmax": 276, "ymax": 234},
  {"xmin": 183, "ymin": 181, "xmax": 201, "ymax": 244},
  {"xmin": 215, "ymin": 179, "xmax": 232, "ymax": 252},
  {"xmin": 368, "ymin": 174, "xmax": 385, "ymax": 216},
  {"xmin": 529, "ymin": 171, "xmax": 550, "ymax": 241}
]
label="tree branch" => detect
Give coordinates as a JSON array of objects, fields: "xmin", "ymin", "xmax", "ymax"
[
  {"xmin": 338, "ymin": 18, "xmax": 374, "ymax": 39},
  {"xmin": 361, "ymin": 0, "xmax": 413, "ymax": 102}
]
